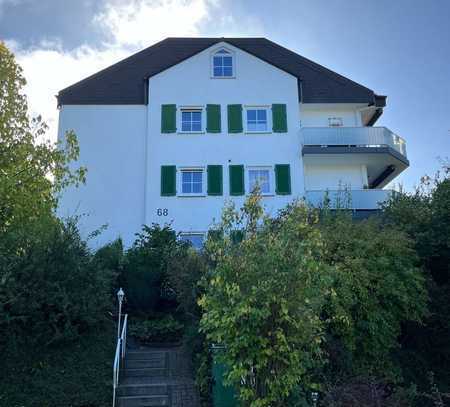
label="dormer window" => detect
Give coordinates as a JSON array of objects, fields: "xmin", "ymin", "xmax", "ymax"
[{"xmin": 212, "ymin": 48, "xmax": 234, "ymax": 78}]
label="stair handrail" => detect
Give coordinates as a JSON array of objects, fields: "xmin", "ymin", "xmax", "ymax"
[{"xmin": 113, "ymin": 313, "xmax": 128, "ymax": 407}]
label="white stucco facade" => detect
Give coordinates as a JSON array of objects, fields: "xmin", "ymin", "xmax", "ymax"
[
  {"xmin": 145, "ymin": 43, "xmax": 302, "ymax": 235},
  {"xmin": 57, "ymin": 105, "xmax": 147, "ymax": 246}
]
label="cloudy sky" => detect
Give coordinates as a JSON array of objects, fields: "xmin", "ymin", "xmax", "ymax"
[{"xmin": 1, "ymin": 0, "xmax": 449, "ymax": 189}]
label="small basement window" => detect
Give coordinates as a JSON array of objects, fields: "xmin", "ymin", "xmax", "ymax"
[
  {"xmin": 180, "ymin": 233, "xmax": 205, "ymax": 250},
  {"xmin": 212, "ymin": 48, "xmax": 234, "ymax": 78}
]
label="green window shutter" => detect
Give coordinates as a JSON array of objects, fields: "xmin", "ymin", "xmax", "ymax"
[
  {"xmin": 272, "ymin": 104, "xmax": 287, "ymax": 133},
  {"xmin": 206, "ymin": 104, "xmax": 221, "ymax": 133},
  {"xmin": 161, "ymin": 104, "xmax": 176, "ymax": 133},
  {"xmin": 227, "ymin": 104, "xmax": 243, "ymax": 133},
  {"xmin": 161, "ymin": 165, "xmax": 176, "ymax": 196},
  {"xmin": 207, "ymin": 165, "xmax": 223, "ymax": 195},
  {"xmin": 229, "ymin": 165, "xmax": 245, "ymax": 195},
  {"xmin": 275, "ymin": 164, "xmax": 291, "ymax": 195}
]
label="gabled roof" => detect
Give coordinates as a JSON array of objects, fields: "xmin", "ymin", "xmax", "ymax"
[{"xmin": 57, "ymin": 37, "xmax": 386, "ymax": 108}]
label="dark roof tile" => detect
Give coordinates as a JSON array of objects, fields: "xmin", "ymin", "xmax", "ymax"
[{"xmin": 57, "ymin": 37, "xmax": 382, "ymax": 106}]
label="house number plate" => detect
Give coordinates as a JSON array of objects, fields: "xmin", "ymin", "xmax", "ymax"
[{"xmin": 157, "ymin": 208, "xmax": 169, "ymax": 216}]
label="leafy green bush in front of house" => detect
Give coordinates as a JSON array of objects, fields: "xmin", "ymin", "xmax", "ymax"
[
  {"xmin": 0, "ymin": 217, "xmax": 118, "ymax": 346},
  {"xmin": 200, "ymin": 194, "xmax": 332, "ymax": 407},
  {"xmin": 200, "ymin": 191, "xmax": 428, "ymax": 407},
  {"xmin": 120, "ymin": 224, "xmax": 179, "ymax": 316},
  {"xmin": 381, "ymin": 163, "xmax": 450, "ymax": 400},
  {"xmin": 317, "ymin": 208, "xmax": 427, "ymax": 380},
  {"xmin": 129, "ymin": 315, "xmax": 184, "ymax": 344},
  {"xmin": 0, "ymin": 322, "xmax": 115, "ymax": 407}
]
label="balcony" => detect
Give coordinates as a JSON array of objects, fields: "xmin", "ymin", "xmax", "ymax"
[
  {"xmin": 305, "ymin": 189, "xmax": 393, "ymax": 210},
  {"xmin": 301, "ymin": 127, "xmax": 409, "ymax": 188},
  {"xmin": 301, "ymin": 126, "xmax": 407, "ymax": 157}
]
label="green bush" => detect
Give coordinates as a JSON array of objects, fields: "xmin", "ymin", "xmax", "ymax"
[
  {"xmin": 120, "ymin": 224, "xmax": 178, "ymax": 315},
  {"xmin": 200, "ymin": 192, "xmax": 428, "ymax": 407},
  {"xmin": 0, "ymin": 217, "xmax": 117, "ymax": 345},
  {"xmin": 382, "ymin": 165, "xmax": 450, "ymax": 395},
  {"xmin": 129, "ymin": 315, "xmax": 184, "ymax": 343}
]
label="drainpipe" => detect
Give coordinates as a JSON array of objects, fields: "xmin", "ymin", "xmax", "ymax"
[{"xmin": 356, "ymin": 105, "xmax": 380, "ymax": 126}]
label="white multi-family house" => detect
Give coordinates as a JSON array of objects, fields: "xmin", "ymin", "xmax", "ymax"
[{"xmin": 57, "ymin": 37, "xmax": 409, "ymax": 247}]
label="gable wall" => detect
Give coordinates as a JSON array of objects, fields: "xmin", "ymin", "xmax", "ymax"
[{"xmin": 146, "ymin": 43, "xmax": 302, "ymax": 233}]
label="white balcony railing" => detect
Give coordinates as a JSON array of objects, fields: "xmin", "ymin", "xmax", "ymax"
[
  {"xmin": 301, "ymin": 127, "xmax": 407, "ymax": 158},
  {"xmin": 305, "ymin": 189, "xmax": 393, "ymax": 210}
]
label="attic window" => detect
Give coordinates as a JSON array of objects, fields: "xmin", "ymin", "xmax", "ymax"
[{"xmin": 212, "ymin": 48, "xmax": 234, "ymax": 78}]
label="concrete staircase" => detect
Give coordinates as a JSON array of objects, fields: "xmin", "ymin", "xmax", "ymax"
[{"xmin": 117, "ymin": 346, "xmax": 199, "ymax": 407}]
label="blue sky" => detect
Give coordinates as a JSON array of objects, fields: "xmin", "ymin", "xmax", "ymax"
[{"xmin": 1, "ymin": 0, "xmax": 449, "ymax": 190}]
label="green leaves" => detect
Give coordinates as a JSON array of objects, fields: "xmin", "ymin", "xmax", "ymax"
[
  {"xmin": 200, "ymin": 192, "xmax": 429, "ymax": 405},
  {"xmin": 0, "ymin": 43, "xmax": 85, "ymax": 235},
  {"xmin": 200, "ymin": 193, "xmax": 329, "ymax": 406}
]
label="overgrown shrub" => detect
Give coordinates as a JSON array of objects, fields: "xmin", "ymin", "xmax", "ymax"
[
  {"xmin": 200, "ymin": 192, "xmax": 428, "ymax": 407},
  {"xmin": 382, "ymin": 165, "xmax": 450, "ymax": 394},
  {"xmin": 167, "ymin": 243, "xmax": 207, "ymax": 319},
  {"xmin": 320, "ymin": 376, "xmax": 417, "ymax": 407},
  {"xmin": 129, "ymin": 315, "xmax": 184, "ymax": 343},
  {"xmin": 317, "ymin": 210, "xmax": 427, "ymax": 379},
  {"xmin": 120, "ymin": 224, "xmax": 178, "ymax": 315},
  {"xmin": 0, "ymin": 218, "xmax": 116, "ymax": 345},
  {"xmin": 200, "ymin": 195, "xmax": 331, "ymax": 407}
]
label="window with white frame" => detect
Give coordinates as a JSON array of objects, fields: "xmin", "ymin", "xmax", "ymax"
[
  {"xmin": 245, "ymin": 107, "xmax": 269, "ymax": 132},
  {"xmin": 181, "ymin": 108, "xmax": 203, "ymax": 132},
  {"xmin": 180, "ymin": 168, "xmax": 204, "ymax": 195},
  {"xmin": 180, "ymin": 233, "xmax": 205, "ymax": 250},
  {"xmin": 248, "ymin": 167, "xmax": 272, "ymax": 195},
  {"xmin": 328, "ymin": 117, "xmax": 343, "ymax": 127},
  {"xmin": 212, "ymin": 48, "xmax": 234, "ymax": 78}
]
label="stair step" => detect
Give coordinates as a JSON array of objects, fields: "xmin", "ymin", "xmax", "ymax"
[
  {"xmin": 117, "ymin": 384, "xmax": 168, "ymax": 397},
  {"xmin": 124, "ymin": 368, "xmax": 168, "ymax": 378},
  {"xmin": 125, "ymin": 359, "xmax": 166, "ymax": 369},
  {"xmin": 126, "ymin": 351, "xmax": 167, "ymax": 361},
  {"xmin": 117, "ymin": 395, "xmax": 169, "ymax": 407}
]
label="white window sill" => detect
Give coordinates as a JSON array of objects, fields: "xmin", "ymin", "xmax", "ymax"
[
  {"xmin": 245, "ymin": 131, "xmax": 272, "ymax": 135},
  {"xmin": 210, "ymin": 76, "xmax": 236, "ymax": 79},
  {"xmin": 246, "ymin": 193, "xmax": 275, "ymax": 197},
  {"xmin": 178, "ymin": 194, "xmax": 207, "ymax": 198},
  {"xmin": 177, "ymin": 131, "xmax": 205, "ymax": 135}
]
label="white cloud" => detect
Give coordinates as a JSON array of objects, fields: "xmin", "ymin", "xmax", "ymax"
[
  {"xmin": 8, "ymin": 0, "xmax": 263, "ymax": 143},
  {"xmin": 94, "ymin": 0, "xmax": 210, "ymax": 48}
]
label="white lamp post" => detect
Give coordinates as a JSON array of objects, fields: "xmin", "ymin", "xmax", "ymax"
[
  {"xmin": 311, "ymin": 392, "xmax": 319, "ymax": 407},
  {"xmin": 117, "ymin": 288, "xmax": 125, "ymax": 340}
]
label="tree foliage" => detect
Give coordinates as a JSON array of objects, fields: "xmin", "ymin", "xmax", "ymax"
[
  {"xmin": 318, "ymin": 210, "xmax": 427, "ymax": 379},
  {"xmin": 0, "ymin": 43, "xmax": 98, "ymax": 346},
  {"xmin": 200, "ymin": 195, "xmax": 333, "ymax": 406},
  {"xmin": 200, "ymin": 192, "xmax": 428, "ymax": 406},
  {"xmin": 0, "ymin": 41, "xmax": 85, "ymax": 235},
  {"xmin": 382, "ymin": 163, "xmax": 450, "ymax": 393}
]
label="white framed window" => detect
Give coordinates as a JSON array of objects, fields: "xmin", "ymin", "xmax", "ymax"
[
  {"xmin": 247, "ymin": 166, "xmax": 273, "ymax": 195},
  {"xmin": 244, "ymin": 106, "xmax": 271, "ymax": 133},
  {"xmin": 328, "ymin": 117, "xmax": 343, "ymax": 127},
  {"xmin": 180, "ymin": 107, "xmax": 204, "ymax": 133},
  {"xmin": 211, "ymin": 48, "xmax": 234, "ymax": 78},
  {"xmin": 180, "ymin": 233, "xmax": 205, "ymax": 250},
  {"xmin": 179, "ymin": 167, "xmax": 205, "ymax": 196}
]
